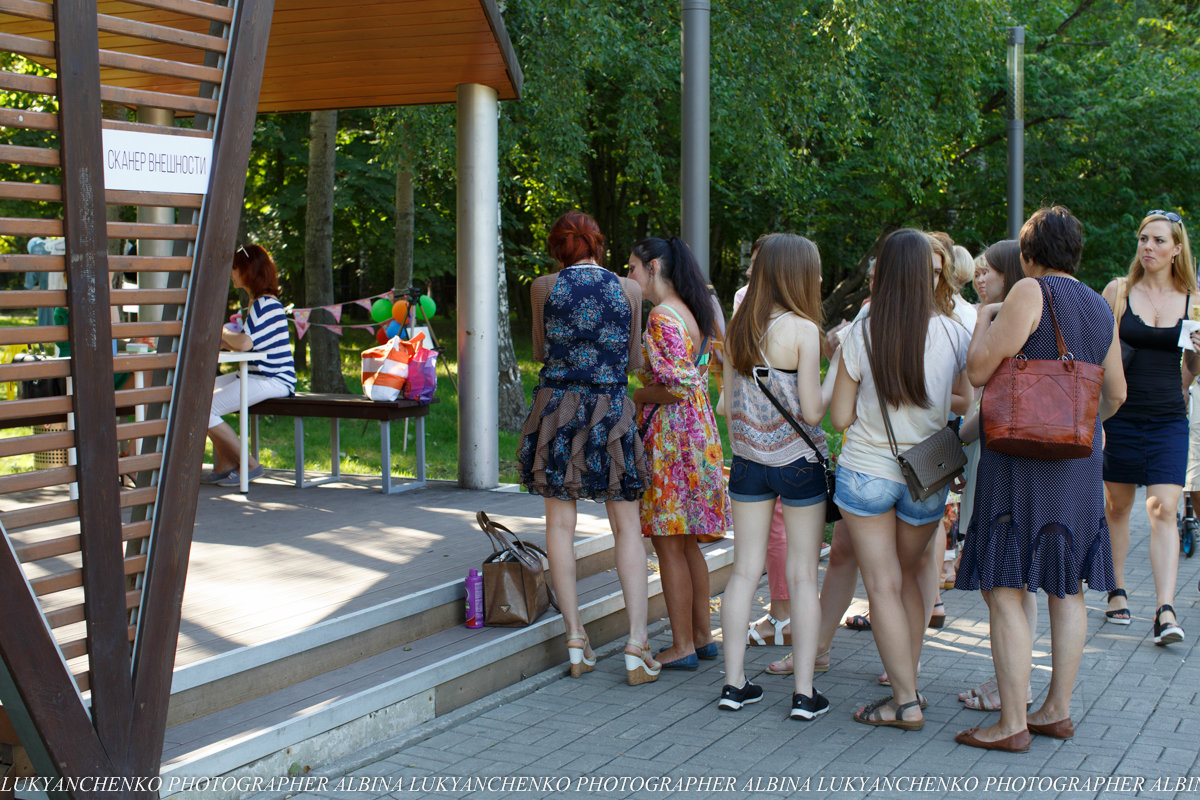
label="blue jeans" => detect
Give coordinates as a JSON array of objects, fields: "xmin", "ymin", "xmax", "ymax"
[{"xmin": 833, "ymin": 466, "xmax": 949, "ymax": 526}]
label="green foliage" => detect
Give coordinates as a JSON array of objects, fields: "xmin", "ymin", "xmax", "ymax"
[{"xmin": 227, "ymin": 0, "xmax": 1200, "ymax": 325}]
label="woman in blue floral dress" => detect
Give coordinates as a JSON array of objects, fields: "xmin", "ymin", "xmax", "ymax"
[{"xmin": 517, "ymin": 210, "xmax": 660, "ymax": 686}]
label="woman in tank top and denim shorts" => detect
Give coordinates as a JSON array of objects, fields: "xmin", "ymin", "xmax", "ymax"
[{"xmin": 717, "ymin": 233, "xmax": 837, "ymax": 721}]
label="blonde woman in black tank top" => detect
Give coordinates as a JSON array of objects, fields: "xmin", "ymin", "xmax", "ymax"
[{"xmin": 1101, "ymin": 210, "xmax": 1200, "ymax": 645}]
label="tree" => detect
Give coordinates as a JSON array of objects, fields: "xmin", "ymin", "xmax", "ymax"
[{"xmin": 304, "ymin": 110, "xmax": 347, "ymax": 393}]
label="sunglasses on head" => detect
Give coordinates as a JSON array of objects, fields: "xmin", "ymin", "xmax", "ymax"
[{"xmin": 1148, "ymin": 210, "xmax": 1183, "ymax": 224}]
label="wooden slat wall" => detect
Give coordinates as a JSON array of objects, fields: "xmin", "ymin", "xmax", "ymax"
[{"xmin": 0, "ymin": 2, "xmax": 237, "ymax": 777}]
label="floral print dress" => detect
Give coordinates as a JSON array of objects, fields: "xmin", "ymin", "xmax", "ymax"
[
  {"xmin": 517, "ymin": 265, "xmax": 648, "ymax": 501},
  {"xmin": 637, "ymin": 306, "xmax": 731, "ymax": 540}
]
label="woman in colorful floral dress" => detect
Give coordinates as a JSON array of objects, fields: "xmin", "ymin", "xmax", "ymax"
[{"xmin": 628, "ymin": 236, "xmax": 731, "ymax": 669}]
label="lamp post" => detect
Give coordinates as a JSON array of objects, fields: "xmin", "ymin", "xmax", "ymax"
[
  {"xmin": 1006, "ymin": 26, "xmax": 1025, "ymax": 240},
  {"xmin": 681, "ymin": 0, "xmax": 710, "ymax": 281}
]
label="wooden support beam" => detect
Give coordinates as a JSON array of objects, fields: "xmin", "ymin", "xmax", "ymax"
[
  {"xmin": 0, "ymin": 525, "xmax": 114, "ymax": 799},
  {"xmin": 129, "ymin": 0, "xmax": 276, "ymax": 782},
  {"xmin": 54, "ymin": 0, "xmax": 134, "ymax": 777}
]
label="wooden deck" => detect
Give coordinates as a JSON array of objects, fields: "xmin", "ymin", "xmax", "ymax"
[
  {"xmin": 178, "ymin": 474, "xmax": 611, "ymax": 667},
  {"xmin": 3, "ymin": 470, "xmax": 734, "ymax": 784}
]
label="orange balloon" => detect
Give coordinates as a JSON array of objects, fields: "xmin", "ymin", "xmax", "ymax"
[{"xmin": 391, "ymin": 300, "xmax": 410, "ymax": 324}]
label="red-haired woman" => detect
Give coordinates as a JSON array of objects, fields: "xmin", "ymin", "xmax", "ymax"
[
  {"xmin": 202, "ymin": 244, "xmax": 295, "ymax": 487},
  {"xmin": 516, "ymin": 210, "xmax": 660, "ymax": 686}
]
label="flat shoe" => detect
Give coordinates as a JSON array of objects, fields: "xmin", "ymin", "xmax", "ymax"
[
  {"xmin": 747, "ymin": 614, "xmax": 791, "ymax": 646},
  {"xmin": 954, "ymin": 726, "xmax": 1030, "ymax": 753},
  {"xmin": 1027, "ymin": 717, "xmax": 1074, "ymax": 739},
  {"xmin": 843, "ymin": 613, "xmax": 871, "ymax": 631},
  {"xmin": 961, "ymin": 683, "xmax": 1033, "ymax": 711},
  {"xmin": 656, "ymin": 651, "xmax": 698, "ymax": 670},
  {"xmin": 216, "ymin": 463, "xmax": 264, "ymax": 487},
  {"xmin": 201, "ymin": 468, "xmax": 235, "ymax": 485},
  {"xmin": 765, "ymin": 650, "xmax": 830, "ymax": 676},
  {"xmin": 852, "ymin": 696, "xmax": 923, "ymax": 731},
  {"xmin": 695, "ymin": 641, "xmax": 719, "ymax": 660}
]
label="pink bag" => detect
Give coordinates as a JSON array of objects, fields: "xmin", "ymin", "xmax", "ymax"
[{"xmin": 403, "ymin": 337, "xmax": 437, "ymax": 403}]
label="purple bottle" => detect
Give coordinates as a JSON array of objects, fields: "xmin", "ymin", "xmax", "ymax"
[{"xmin": 465, "ymin": 568, "xmax": 484, "ymax": 628}]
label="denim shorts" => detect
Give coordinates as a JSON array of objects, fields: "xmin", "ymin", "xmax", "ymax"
[
  {"xmin": 728, "ymin": 455, "xmax": 826, "ymax": 507},
  {"xmin": 833, "ymin": 465, "xmax": 949, "ymax": 526}
]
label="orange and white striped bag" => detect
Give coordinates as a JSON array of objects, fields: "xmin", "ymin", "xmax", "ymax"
[{"xmin": 361, "ymin": 332, "xmax": 426, "ymax": 401}]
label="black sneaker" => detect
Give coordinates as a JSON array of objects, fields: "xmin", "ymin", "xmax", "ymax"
[
  {"xmin": 790, "ymin": 690, "xmax": 830, "ymax": 720},
  {"xmin": 718, "ymin": 680, "xmax": 764, "ymax": 710}
]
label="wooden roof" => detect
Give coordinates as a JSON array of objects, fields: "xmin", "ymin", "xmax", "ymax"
[{"xmin": 3, "ymin": 0, "xmax": 523, "ymax": 112}]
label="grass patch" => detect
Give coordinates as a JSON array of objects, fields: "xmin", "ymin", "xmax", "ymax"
[{"xmin": 210, "ymin": 315, "xmax": 541, "ymax": 484}]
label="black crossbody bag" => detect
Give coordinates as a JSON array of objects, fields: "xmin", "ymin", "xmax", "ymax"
[{"xmin": 751, "ymin": 368, "xmax": 842, "ymax": 523}]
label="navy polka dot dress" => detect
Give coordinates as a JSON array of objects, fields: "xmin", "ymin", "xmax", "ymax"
[{"xmin": 956, "ymin": 276, "xmax": 1117, "ymax": 598}]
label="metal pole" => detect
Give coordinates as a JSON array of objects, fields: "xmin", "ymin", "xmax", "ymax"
[
  {"xmin": 136, "ymin": 106, "xmax": 175, "ymax": 322},
  {"xmin": 1006, "ymin": 26, "xmax": 1025, "ymax": 240},
  {"xmin": 456, "ymin": 83, "xmax": 499, "ymax": 489},
  {"xmin": 681, "ymin": 0, "xmax": 710, "ymax": 281}
]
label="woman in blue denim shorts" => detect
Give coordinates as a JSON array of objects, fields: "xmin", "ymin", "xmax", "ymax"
[
  {"xmin": 830, "ymin": 229, "xmax": 972, "ymax": 731},
  {"xmin": 717, "ymin": 233, "xmax": 838, "ymax": 720}
]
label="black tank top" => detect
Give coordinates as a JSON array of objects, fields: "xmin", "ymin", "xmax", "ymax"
[{"xmin": 1116, "ymin": 294, "xmax": 1189, "ymax": 419}]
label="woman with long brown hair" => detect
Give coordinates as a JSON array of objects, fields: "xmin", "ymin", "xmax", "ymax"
[
  {"xmin": 627, "ymin": 236, "xmax": 730, "ymax": 671},
  {"xmin": 830, "ymin": 228, "xmax": 972, "ymax": 730},
  {"xmin": 717, "ymin": 233, "xmax": 835, "ymax": 718}
]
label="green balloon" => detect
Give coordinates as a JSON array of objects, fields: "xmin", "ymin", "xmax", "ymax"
[
  {"xmin": 370, "ymin": 298, "xmax": 394, "ymax": 323},
  {"xmin": 418, "ymin": 294, "xmax": 436, "ymax": 318}
]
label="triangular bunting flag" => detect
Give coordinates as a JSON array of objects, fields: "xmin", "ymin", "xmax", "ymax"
[
  {"xmin": 324, "ymin": 304, "xmax": 342, "ymax": 323},
  {"xmin": 292, "ymin": 309, "xmax": 311, "ymax": 339},
  {"xmin": 356, "ymin": 298, "xmax": 373, "ymax": 311}
]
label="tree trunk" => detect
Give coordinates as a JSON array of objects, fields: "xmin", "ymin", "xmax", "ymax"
[
  {"xmin": 496, "ymin": 200, "xmax": 526, "ymax": 431},
  {"xmin": 393, "ymin": 167, "xmax": 414, "ymax": 292},
  {"xmin": 304, "ymin": 110, "xmax": 347, "ymax": 393}
]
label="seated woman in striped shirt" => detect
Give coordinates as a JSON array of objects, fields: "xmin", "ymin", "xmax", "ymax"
[{"xmin": 202, "ymin": 244, "xmax": 296, "ymax": 488}]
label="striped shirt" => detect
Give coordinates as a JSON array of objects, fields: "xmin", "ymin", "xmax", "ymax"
[{"xmin": 245, "ymin": 295, "xmax": 295, "ymax": 390}]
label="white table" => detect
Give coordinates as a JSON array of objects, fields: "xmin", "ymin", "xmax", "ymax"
[{"xmin": 217, "ymin": 350, "xmax": 266, "ymax": 492}]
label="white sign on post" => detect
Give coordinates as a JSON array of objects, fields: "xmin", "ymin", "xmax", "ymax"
[{"xmin": 101, "ymin": 128, "xmax": 214, "ymax": 195}]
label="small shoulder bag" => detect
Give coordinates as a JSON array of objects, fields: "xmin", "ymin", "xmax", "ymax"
[{"xmin": 863, "ymin": 327, "xmax": 966, "ymax": 502}]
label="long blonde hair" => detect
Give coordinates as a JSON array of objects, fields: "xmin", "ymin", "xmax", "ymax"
[
  {"xmin": 726, "ymin": 233, "xmax": 823, "ymax": 376},
  {"xmin": 1127, "ymin": 211, "xmax": 1196, "ymax": 295},
  {"xmin": 928, "ymin": 232, "xmax": 956, "ymax": 318}
]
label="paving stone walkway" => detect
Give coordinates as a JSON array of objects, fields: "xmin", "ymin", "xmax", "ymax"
[{"xmin": 284, "ymin": 490, "xmax": 1199, "ymax": 800}]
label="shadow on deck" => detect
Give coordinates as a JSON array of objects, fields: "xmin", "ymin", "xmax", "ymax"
[{"xmin": 159, "ymin": 473, "xmax": 733, "ymax": 791}]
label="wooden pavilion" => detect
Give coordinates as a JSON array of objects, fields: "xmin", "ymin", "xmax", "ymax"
[{"xmin": 0, "ymin": 1, "xmax": 521, "ymax": 796}]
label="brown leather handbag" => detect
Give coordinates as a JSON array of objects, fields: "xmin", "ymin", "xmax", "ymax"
[
  {"xmin": 982, "ymin": 280, "xmax": 1104, "ymax": 460},
  {"xmin": 476, "ymin": 511, "xmax": 558, "ymax": 626}
]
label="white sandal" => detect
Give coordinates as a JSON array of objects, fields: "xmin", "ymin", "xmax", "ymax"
[{"xmin": 747, "ymin": 614, "xmax": 791, "ymax": 646}]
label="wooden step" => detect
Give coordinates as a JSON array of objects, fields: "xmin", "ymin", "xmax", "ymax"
[
  {"xmin": 167, "ymin": 531, "xmax": 624, "ymax": 726},
  {"xmin": 159, "ymin": 540, "xmax": 734, "ymax": 791}
]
